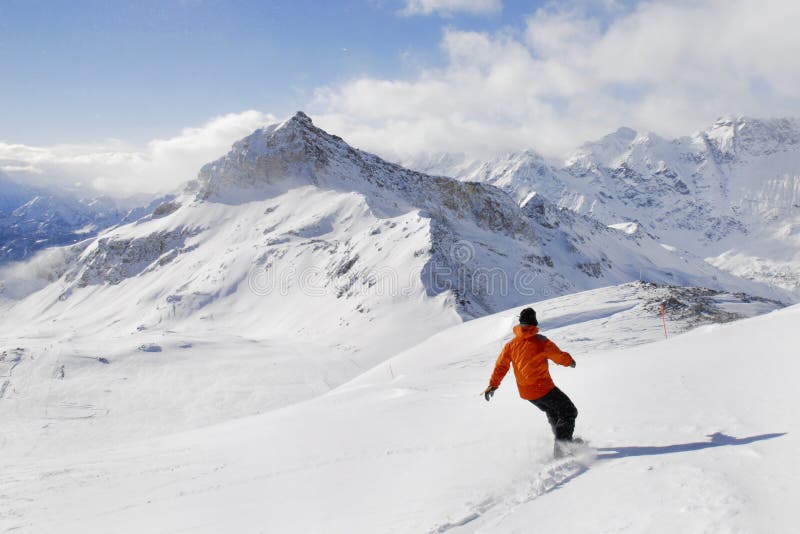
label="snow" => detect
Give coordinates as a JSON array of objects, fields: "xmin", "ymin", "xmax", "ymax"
[
  {"xmin": 608, "ymin": 221, "xmax": 639, "ymax": 235},
  {"xmin": 0, "ymin": 177, "xmax": 464, "ymax": 457},
  {"xmin": 0, "ymin": 112, "xmax": 798, "ymax": 532},
  {"xmin": 0, "ymin": 290, "xmax": 796, "ymax": 533}
]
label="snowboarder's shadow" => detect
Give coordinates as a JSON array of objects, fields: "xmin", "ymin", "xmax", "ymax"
[{"xmin": 596, "ymin": 431, "xmax": 786, "ymax": 460}]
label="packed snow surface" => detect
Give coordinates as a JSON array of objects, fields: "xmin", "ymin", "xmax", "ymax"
[{"xmin": 1, "ymin": 288, "xmax": 795, "ymax": 533}]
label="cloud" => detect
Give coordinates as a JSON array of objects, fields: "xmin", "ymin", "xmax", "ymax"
[
  {"xmin": 399, "ymin": 0, "xmax": 502, "ymax": 17},
  {"xmin": 0, "ymin": 110, "xmax": 275, "ymax": 198},
  {"xmin": 311, "ymin": 0, "xmax": 800, "ymax": 161},
  {"xmin": 0, "ymin": 163, "xmax": 43, "ymax": 174},
  {"xmin": 0, "ymin": 246, "xmax": 77, "ymax": 300},
  {"xmin": 4, "ymin": 0, "xmax": 800, "ymax": 197}
]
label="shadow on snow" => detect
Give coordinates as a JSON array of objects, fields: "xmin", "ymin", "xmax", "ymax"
[
  {"xmin": 433, "ymin": 432, "xmax": 785, "ymax": 532},
  {"xmin": 596, "ymin": 431, "xmax": 786, "ymax": 460}
]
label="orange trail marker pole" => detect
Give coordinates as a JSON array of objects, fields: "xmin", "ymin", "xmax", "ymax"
[{"xmin": 660, "ymin": 303, "xmax": 669, "ymax": 339}]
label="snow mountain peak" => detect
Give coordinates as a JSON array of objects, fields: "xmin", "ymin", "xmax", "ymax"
[
  {"xmin": 699, "ymin": 115, "xmax": 800, "ymax": 160},
  {"xmin": 286, "ymin": 109, "xmax": 313, "ymax": 126},
  {"xmin": 193, "ymin": 110, "xmax": 348, "ymax": 199}
]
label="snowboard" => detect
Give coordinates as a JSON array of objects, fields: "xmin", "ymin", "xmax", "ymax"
[{"xmin": 553, "ymin": 437, "xmax": 592, "ymax": 459}]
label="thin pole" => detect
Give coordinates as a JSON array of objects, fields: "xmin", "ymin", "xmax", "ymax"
[{"xmin": 660, "ymin": 303, "xmax": 669, "ymax": 339}]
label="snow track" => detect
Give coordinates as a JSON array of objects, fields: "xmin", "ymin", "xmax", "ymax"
[{"xmin": 432, "ymin": 451, "xmax": 595, "ymax": 534}]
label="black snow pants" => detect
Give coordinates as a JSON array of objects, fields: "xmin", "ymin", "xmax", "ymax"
[{"xmin": 529, "ymin": 386, "xmax": 578, "ymax": 441}]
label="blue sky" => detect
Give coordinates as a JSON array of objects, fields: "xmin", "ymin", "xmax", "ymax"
[
  {"xmin": 1, "ymin": 0, "xmax": 552, "ymax": 145},
  {"xmin": 1, "ymin": 0, "xmax": 798, "ymax": 197}
]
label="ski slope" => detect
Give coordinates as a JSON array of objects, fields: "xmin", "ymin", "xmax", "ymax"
[
  {"xmin": 1, "ymin": 290, "xmax": 796, "ymax": 533},
  {"xmin": 0, "ymin": 283, "xmax": 780, "ymax": 459}
]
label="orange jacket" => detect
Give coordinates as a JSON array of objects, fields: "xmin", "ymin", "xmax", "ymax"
[{"xmin": 489, "ymin": 325, "xmax": 575, "ymax": 400}]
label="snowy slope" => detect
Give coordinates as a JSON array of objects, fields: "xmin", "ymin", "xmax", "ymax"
[
  {"xmin": 428, "ymin": 117, "xmax": 800, "ymax": 295},
  {"xmin": 0, "ymin": 114, "xmax": 788, "ymax": 456},
  {"xmin": 0, "ymin": 282, "xmax": 780, "ymax": 460},
  {"xmin": 1, "ymin": 289, "xmax": 795, "ymax": 533},
  {"xmin": 3, "ymin": 111, "xmax": 787, "ymax": 458},
  {"xmin": 0, "ymin": 184, "xmax": 460, "ymax": 458}
]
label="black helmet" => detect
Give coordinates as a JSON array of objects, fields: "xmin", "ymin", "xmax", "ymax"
[{"xmin": 519, "ymin": 307, "xmax": 538, "ymax": 326}]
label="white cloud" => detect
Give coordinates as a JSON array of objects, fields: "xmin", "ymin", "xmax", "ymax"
[
  {"xmin": 312, "ymin": 0, "xmax": 800, "ymax": 161},
  {"xmin": 0, "ymin": 163, "xmax": 43, "ymax": 174},
  {"xmin": 400, "ymin": 0, "xmax": 502, "ymax": 17},
  {"xmin": 4, "ymin": 0, "xmax": 800, "ymax": 197},
  {"xmin": 0, "ymin": 110, "xmax": 275, "ymax": 198}
]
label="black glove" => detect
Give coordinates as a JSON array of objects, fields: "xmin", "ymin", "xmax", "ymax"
[
  {"xmin": 570, "ymin": 359, "xmax": 576, "ymax": 368},
  {"xmin": 483, "ymin": 386, "xmax": 498, "ymax": 401}
]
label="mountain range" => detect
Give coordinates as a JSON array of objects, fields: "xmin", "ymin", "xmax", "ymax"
[
  {"xmin": 0, "ymin": 171, "xmax": 166, "ymax": 264},
  {"xmin": 4, "ymin": 112, "xmax": 788, "ymax": 338},
  {"xmin": 410, "ymin": 116, "xmax": 800, "ymax": 295}
]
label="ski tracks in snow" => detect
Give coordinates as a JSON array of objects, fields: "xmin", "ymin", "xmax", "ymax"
[{"xmin": 430, "ymin": 448, "xmax": 596, "ymax": 533}]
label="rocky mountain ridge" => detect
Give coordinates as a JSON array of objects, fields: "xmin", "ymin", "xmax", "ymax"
[{"xmin": 411, "ymin": 116, "xmax": 800, "ymax": 294}]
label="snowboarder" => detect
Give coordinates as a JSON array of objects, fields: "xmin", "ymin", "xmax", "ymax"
[{"xmin": 483, "ymin": 307, "xmax": 579, "ymax": 458}]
